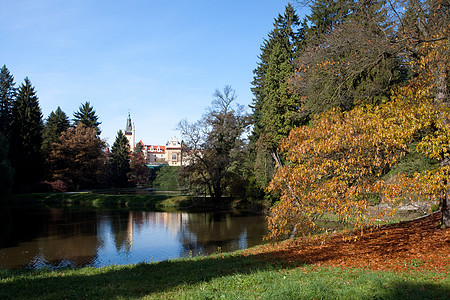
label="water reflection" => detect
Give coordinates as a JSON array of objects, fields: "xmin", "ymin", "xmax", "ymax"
[{"xmin": 0, "ymin": 207, "xmax": 267, "ymax": 270}]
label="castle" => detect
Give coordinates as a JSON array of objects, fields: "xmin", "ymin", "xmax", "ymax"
[{"xmin": 124, "ymin": 114, "xmax": 183, "ymax": 166}]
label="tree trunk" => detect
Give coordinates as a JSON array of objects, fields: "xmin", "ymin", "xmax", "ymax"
[
  {"xmin": 270, "ymin": 148, "xmax": 283, "ymax": 168},
  {"xmin": 441, "ymin": 159, "xmax": 450, "ymax": 227},
  {"xmin": 435, "ymin": 52, "xmax": 449, "ymax": 227},
  {"xmin": 442, "ymin": 186, "xmax": 450, "ymax": 227}
]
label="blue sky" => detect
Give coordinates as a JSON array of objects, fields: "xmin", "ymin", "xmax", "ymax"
[{"xmin": 1, "ymin": 0, "xmax": 308, "ymax": 146}]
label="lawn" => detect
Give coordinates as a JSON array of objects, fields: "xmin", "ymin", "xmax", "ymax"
[
  {"xmin": 5, "ymin": 191, "xmax": 192, "ymax": 210},
  {"xmin": 0, "ymin": 212, "xmax": 448, "ymax": 299}
]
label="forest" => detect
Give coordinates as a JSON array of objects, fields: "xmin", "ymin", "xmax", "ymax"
[{"xmin": 0, "ymin": 0, "xmax": 448, "ymax": 239}]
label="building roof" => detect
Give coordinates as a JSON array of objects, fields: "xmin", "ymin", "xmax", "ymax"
[
  {"xmin": 146, "ymin": 145, "xmax": 166, "ymax": 153},
  {"xmin": 125, "ymin": 112, "xmax": 133, "ymax": 133}
]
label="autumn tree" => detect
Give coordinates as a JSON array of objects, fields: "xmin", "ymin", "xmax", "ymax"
[
  {"xmin": 178, "ymin": 86, "xmax": 249, "ymax": 205},
  {"xmin": 128, "ymin": 144, "xmax": 149, "ymax": 186},
  {"xmin": 293, "ymin": 0, "xmax": 409, "ymax": 115},
  {"xmin": 108, "ymin": 130, "xmax": 131, "ymax": 188},
  {"xmin": 73, "ymin": 101, "xmax": 101, "ymax": 136},
  {"xmin": 9, "ymin": 77, "xmax": 44, "ymax": 189},
  {"xmin": 0, "ymin": 65, "xmax": 16, "ymax": 138},
  {"xmin": 48, "ymin": 123, "xmax": 106, "ymax": 190},
  {"xmin": 267, "ymin": 85, "xmax": 439, "ymax": 239}
]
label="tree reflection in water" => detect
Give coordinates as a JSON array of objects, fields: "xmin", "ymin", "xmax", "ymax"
[{"xmin": 0, "ymin": 207, "xmax": 267, "ymax": 270}]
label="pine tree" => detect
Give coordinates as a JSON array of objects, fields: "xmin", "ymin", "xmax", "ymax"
[
  {"xmin": 0, "ymin": 132, "xmax": 14, "ymax": 197},
  {"xmin": 306, "ymin": 0, "xmax": 352, "ymax": 37},
  {"xmin": 9, "ymin": 77, "xmax": 44, "ymax": 189},
  {"xmin": 250, "ymin": 4, "xmax": 307, "ymax": 188},
  {"xmin": 0, "ymin": 65, "xmax": 16, "ymax": 138},
  {"xmin": 42, "ymin": 107, "xmax": 71, "ymax": 155},
  {"xmin": 109, "ymin": 130, "xmax": 130, "ymax": 188},
  {"xmin": 73, "ymin": 101, "xmax": 101, "ymax": 136}
]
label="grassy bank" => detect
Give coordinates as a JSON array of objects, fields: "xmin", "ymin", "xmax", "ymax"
[
  {"xmin": 4, "ymin": 191, "xmax": 262, "ymax": 212},
  {"xmin": 5, "ymin": 192, "xmax": 193, "ymax": 210},
  {"xmin": 0, "ymin": 213, "xmax": 448, "ymax": 299},
  {"xmin": 0, "ymin": 252, "xmax": 448, "ymax": 299}
]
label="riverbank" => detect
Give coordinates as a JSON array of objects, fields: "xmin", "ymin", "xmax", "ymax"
[
  {"xmin": 4, "ymin": 191, "xmax": 267, "ymax": 213},
  {"xmin": 0, "ymin": 212, "xmax": 448, "ymax": 299},
  {"xmin": 4, "ymin": 191, "xmax": 191, "ymax": 210}
]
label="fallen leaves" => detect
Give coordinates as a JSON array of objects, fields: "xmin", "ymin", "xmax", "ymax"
[{"xmin": 245, "ymin": 212, "xmax": 449, "ymax": 274}]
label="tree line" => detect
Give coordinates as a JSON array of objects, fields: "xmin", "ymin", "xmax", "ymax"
[
  {"xmin": 177, "ymin": 0, "xmax": 449, "ymax": 234},
  {"xmin": 252, "ymin": 0, "xmax": 449, "ymax": 236},
  {"xmin": 0, "ymin": 70, "xmax": 148, "ymax": 195},
  {"xmin": 1, "ymin": 0, "xmax": 448, "ymax": 235}
]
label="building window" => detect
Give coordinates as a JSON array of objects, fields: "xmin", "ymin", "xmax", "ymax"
[{"xmin": 172, "ymin": 153, "xmax": 177, "ymax": 161}]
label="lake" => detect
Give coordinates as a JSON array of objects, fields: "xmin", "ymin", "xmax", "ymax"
[{"xmin": 0, "ymin": 206, "xmax": 267, "ymax": 270}]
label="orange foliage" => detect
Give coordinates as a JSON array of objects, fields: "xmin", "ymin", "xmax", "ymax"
[{"xmin": 266, "ymin": 85, "xmax": 444, "ymax": 239}]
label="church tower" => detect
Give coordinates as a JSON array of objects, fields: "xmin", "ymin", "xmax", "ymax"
[{"xmin": 124, "ymin": 113, "xmax": 135, "ymax": 152}]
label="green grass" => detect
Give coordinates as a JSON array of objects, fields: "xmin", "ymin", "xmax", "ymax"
[
  {"xmin": 5, "ymin": 192, "xmax": 192, "ymax": 210},
  {"xmin": 0, "ymin": 251, "xmax": 448, "ymax": 299}
]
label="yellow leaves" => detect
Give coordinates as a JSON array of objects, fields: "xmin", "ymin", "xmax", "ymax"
[{"xmin": 266, "ymin": 84, "xmax": 445, "ymax": 240}]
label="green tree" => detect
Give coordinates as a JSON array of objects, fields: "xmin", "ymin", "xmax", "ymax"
[
  {"xmin": 0, "ymin": 132, "xmax": 14, "ymax": 197},
  {"xmin": 109, "ymin": 130, "xmax": 131, "ymax": 188},
  {"xmin": 306, "ymin": 0, "xmax": 352, "ymax": 37},
  {"xmin": 293, "ymin": 0, "xmax": 408, "ymax": 114},
  {"xmin": 0, "ymin": 65, "xmax": 16, "ymax": 138},
  {"xmin": 48, "ymin": 123, "xmax": 106, "ymax": 190},
  {"xmin": 178, "ymin": 86, "xmax": 249, "ymax": 205},
  {"xmin": 9, "ymin": 77, "xmax": 44, "ymax": 189},
  {"xmin": 73, "ymin": 101, "xmax": 101, "ymax": 136},
  {"xmin": 250, "ymin": 4, "xmax": 307, "ymax": 189},
  {"xmin": 42, "ymin": 107, "xmax": 71, "ymax": 155}
]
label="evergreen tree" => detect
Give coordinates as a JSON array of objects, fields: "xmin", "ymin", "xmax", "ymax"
[
  {"xmin": 109, "ymin": 130, "xmax": 130, "ymax": 188},
  {"xmin": 73, "ymin": 101, "xmax": 101, "ymax": 136},
  {"xmin": 0, "ymin": 132, "xmax": 14, "ymax": 197},
  {"xmin": 9, "ymin": 77, "xmax": 44, "ymax": 189},
  {"xmin": 306, "ymin": 0, "xmax": 352, "ymax": 37},
  {"xmin": 42, "ymin": 107, "xmax": 71, "ymax": 155},
  {"xmin": 0, "ymin": 65, "xmax": 16, "ymax": 138},
  {"xmin": 250, "ymin": 4, "xmax": 307, "ymax": 188}
]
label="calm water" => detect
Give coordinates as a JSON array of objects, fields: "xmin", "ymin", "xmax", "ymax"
[{"xmin": 0, "ymin": 206, "xmax": 267, "ymax": 270}]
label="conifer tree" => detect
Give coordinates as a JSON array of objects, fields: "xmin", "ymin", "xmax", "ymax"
[
  {"xmin": 73, "ymin": 101, "xmax": 101, "ymax": 136},
  {"xmin": 109, "ymin": 130, "xmax": 130, "ymax": 188},
  {"xmin": 0, "ymin": 65, "xmax": 16, "ymax": 138},
  {"xmin": 250, "ymin": 4, "xmax": 307, "ymax": 188},
  {"xmin": 9, "ymin": 77, "xmax": 44, "ymax": 189},
  {"xmin": 42, "ymin": 107, "xmax": 71, "ymax": 155},
  {"xmin": 0, "ymin": 132, "xmax": 14, "ymax": 197}
]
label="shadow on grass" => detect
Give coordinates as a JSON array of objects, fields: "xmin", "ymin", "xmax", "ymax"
[
  {"xmin": 1, "ymin": 252, "xmax": 449, "ymax": 299},
  {"xmin": 0, "ymin": 254, "xmax": 290, "ymax": 299},
  {"xmin": 380, "ymin": 282, "xmax": 450, "ymax": 300}
]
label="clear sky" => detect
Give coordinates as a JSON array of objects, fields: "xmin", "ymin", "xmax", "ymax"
[{"xmin": 0, "ymin": 0, "xmax": 308, "ymax": 146}]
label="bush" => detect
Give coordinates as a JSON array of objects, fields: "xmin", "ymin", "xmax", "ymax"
[{"xmin": 40, "ymin": 180, "xmax": 68, "ymax": 193}]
